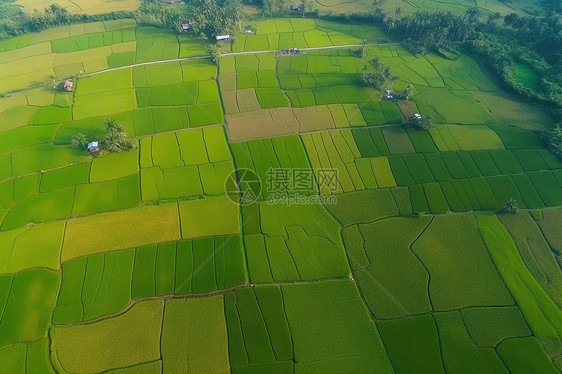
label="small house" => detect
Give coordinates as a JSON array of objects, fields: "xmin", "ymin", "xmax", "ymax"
[
  {"xmin": 216, "ymin": 35, "xmax": 231, "ymax": 42},
  {"xmin": 87, "ymin": 141, "xmax": 99, "ymax": 153},
  {"xmin": 182, "ymin": 23, "xmax": 190, "ymax": 31},
  {"xmin": 64, "ymin": 80, "xmax": 74, "ymax": 92},
  {"xmin": 291, "ymin": 5, "xmax": 302, "ymax": 11},
  {"xmin": 413, "ymin": 113, "xmax": 422, "ymax": 119}
]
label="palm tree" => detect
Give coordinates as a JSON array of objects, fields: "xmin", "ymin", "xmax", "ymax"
[{"xmin": 102, "ymin": 118, "xmax": 131, "ymax": 153}]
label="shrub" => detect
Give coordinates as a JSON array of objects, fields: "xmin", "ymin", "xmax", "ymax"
[
  {"xmin": 543, "ymin": 125, "xmax": 562, "ymax": 160},
  {"xmin": 500, "ymin": 198, "xmax": 519, "ymax": 214}
]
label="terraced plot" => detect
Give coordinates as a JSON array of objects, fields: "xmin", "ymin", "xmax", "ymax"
[
  {"xmin": 231, "ymin": 18, "xmax": 383, "ymax": 52},
  {"xmin": 1, "ymin": 17, "xmax": 562, "ymax": 374},
  {"xmin": 140, "ymin": 127, "xmax": 233, "ymax": 200},
  {"xmin": 53, "ymin": 236, "xmax": 246, "ymax": 324},
  {"xmin": 242, "ymin": 202, "xmax": 349, "ymax": 283}
]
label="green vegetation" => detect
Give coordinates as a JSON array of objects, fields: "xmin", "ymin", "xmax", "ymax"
[
  {"xmin": 360, "ymin": 57, "xmax": 397, "ymax": 90},
  {"xmin": 500, "ymin": 198, "xmax": 519, "ymax": 214},
  {"xmin": 477, "ymin": 215, "xmax": 562, "ymax": 357},
  {"xmin": 1, "ymin": 10, "xmax": 562, "ymax": 373}
]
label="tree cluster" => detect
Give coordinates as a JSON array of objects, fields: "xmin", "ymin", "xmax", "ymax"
[
  {"xmin": 186, "ymin": 0, "xmax": 245, "ymax": 39},
  {"xmin": 72, "ymin": 119, "xmax": 133, "ymax": 154},
  {"xmin": 0, "ymin": 4, "xmax": 133, "ymax": 40},
  {"xmin": 370, "ymin": 4, "xmax": 562, "ymax": 112},
  {"xmin": 408, "ymin": 114, "xmax": 433, "ymax": 130},
  {"xmin": 382, "ymin": 9, "xmax": 479, "ymax": 52},
  {"xmin": 394, "ymin": 84, "xmax": 414, "ymax": 100},
  {"xmin": 543, "ymin": 125, "xmax": 562, "ymax": 160},
  {"xmin": 360, "ymin": 57, "xmax": 396, "ymax": 90},
  {"xmin": 134, "ymin": 3, "xmax": 183, "ymax": 31},
  {"xmin": 467, "ymin": 14, "xmax": 562, "ymax": 110},
  {"xmin": 499, "ymin": 198, "xmax": 519, "ymax": 214}
]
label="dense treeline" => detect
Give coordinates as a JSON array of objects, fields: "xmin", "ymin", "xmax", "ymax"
[
  {"xmin": 383, "ymin": 9, "xmax": 478, "ymax": 51},
  {"xmin": 0, "ymin": 4, "xmax": 133, "ymax": 39},
  {"xmin": 372, "ymin": 6, "xmax": 562, "ymax": 114},
  {"xmin": 134, "ymin": 1, "xmax": 183, "ymax": 31},
  {"xmin": 187, "ymin": 0, "xmax": 245, "ymax": 38},
  {"xmin": 0, "ymin": 0, "xmax": 560, "ymax": 117},
  {"xmin": 0, "ymin": 0, "xmax": 245, "ymax": 40}
]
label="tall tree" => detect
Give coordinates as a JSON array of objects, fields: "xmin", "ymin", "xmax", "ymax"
[
  {"xmin": 102, "ymin": 118, "xmax": 133, "ymax": 153},
  {"xmin": 361, "ymin": 57, "xmax": 397, "ymax": 90},
  {"xmin": 71, "ymin": 133, "xmax": 88, "ymax": 150},
  {"xmin": 188, "ymin": 0, "xmax": 245, "ymax": 39}
]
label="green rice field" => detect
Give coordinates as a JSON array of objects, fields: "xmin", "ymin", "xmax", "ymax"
[{"xmin": 0, "ymin": 17, "xmax": 561, "ymax": 374}]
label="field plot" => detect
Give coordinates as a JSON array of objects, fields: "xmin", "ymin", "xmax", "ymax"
[
  {"xmin": 231, "ymin": 18, "xmax": 382, "ymax": 52},
  {"xmin": 0, "ymin": 150, "xmax": 140, "ymax": 231},
  {"xmin": 3, "ymin": 17, "xmax": 562, "ymax": 374},
  {"xmin": 461, "ymin": 306, "xmax": 532, "ymax": 348},
  {"xmin": 434, "ymin": 311, "xmax": 512, "ymax": 373},
  {"xmin": 242, "ymin": 202, "xmax": 349, "ymax": 283},
  {"xmin": 50, "ymin": 299, "xmax": 164, "ymax": 373},
  {"xmin": 282, "ymin": 280, "xmax": 394, "ymax": 373},
  {"xmin": 50, "ymin": 29, "xmax": 136, "ymax": 54},
  {"xmin": 429, "ymin": 124, "xmax": 504, "ymax": 151},
  {"xmin": 74, "ymin": 68, "xmax": 136, "ymax": 120},
  {"xmin": 52, "ymin": 294, "xmax": 230, "ymax": 373},
  {"xmin": 384, "ymin": 147, "xmax": 562, "ymax": 213},
  {"xmin": 412, "ymin": 215, "xmax": 513, "ymax": 310},
  {"xmin": 226, "ymin": 104, "xmax": 368, "ymax": 141},
  {"xmin": 538, "ymin": 209, "xmax": 562, "ymax": 266},
  {"xmin": 344, "ymin": 216, "xmax": 432, "ymax": 319},
  {"xmin": 0, "ymin": 222, "xmax": 64, "ymax": 273},
  {"xmin": 230, "ymin": 135, "xmax": 316, "ymax": 199},
  {"xmin": 378, "ymin": 314, "xmax": 445, "ymax": 374},
  {"xmin": 0, "ymin": 24, "xmax": 138, "ymax": 93},
  {"xmin": 0, "ymin": 339, "xmax": 53, "ymax": 374},
  {"xmin": 61, "ymin": 203, "xmax": 180, "ymax": 261},
  {"xmin": 53, "ymin": 236, "xmax": 246, "ymax": 324},
  {"xmin": 326, "ymin": 189, "xmax": 400, "ymax": 226},
  {"xmin": 499, "ymin": 213, "xmax": 562, "ymax": 309},
  {"xmin": 15, "ymin": 0, "xmax": 140, "ymax": 14},
  {"xmin": 222, "ymin": 48, "xmax": 404, "ymax": 140},
  {"xmin": 60, "ymin": 197, "xmax": 234, "ymax": 261},
  {"xmin": 0, "ymin": 24, "xmax": 210, "ymax": 94},
  {"xmin": 478, "ymin": 215, "xmax": 562, "ymax": 358},
  {"xmin": 162, "ymin": 296, "xmax": 230, "ymax": 373},
  {"xmin": 309, "ymin": 0, "xmax": 536, "ymax": 16},
  {"xmin": 302, "ymin": 130, "xmax": 376, "ymax": 194},
  {"xmin": 225, "ymin": 286, "xmax": 294, "ymax": 373},
  {"xmin": 140, "ymin": 127, "xmax": 233, "ymax": 200},
  {"xmin": 0, "ymin": 269, "xmax": 59, "ymax": 347}
]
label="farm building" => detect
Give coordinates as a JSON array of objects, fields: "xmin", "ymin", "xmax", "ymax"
[
  {"xmin": 64, "ymin": 80, "xmax": 74, "ymax": 92},
  {"xmin": 216, "ymin": 35, "xmax": 231, "ymax": 42},
  {"xmin": 87, "ymin": 141, "xmax": 99, "ymax": 153}
]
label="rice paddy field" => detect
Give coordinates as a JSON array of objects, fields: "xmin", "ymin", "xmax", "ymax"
[
  {"xmin": 14, "ymin": 0, "xmax": 140, "ymax": 15},
  {"xmin": 1, "ymin": 17, "xmax": 562, "ymax": 373},
  {"xmin": 309, "ymin": 0, "xmax": 545, "ymax": 17}
]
